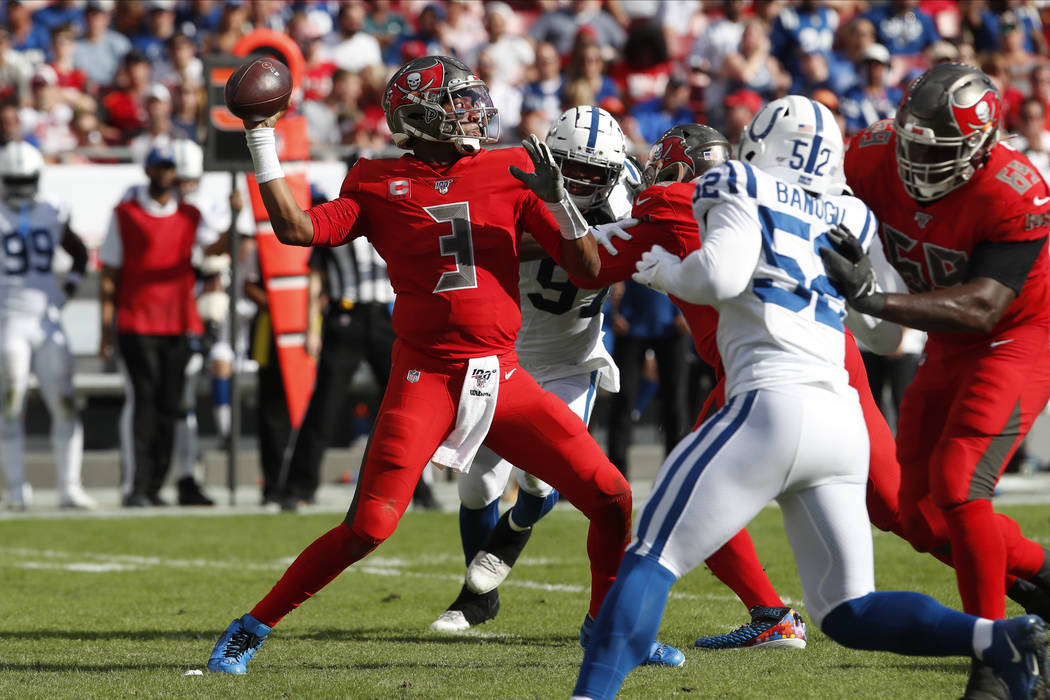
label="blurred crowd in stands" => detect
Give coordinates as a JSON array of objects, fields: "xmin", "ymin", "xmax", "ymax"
[{"xmin": 1, "ymin": 0, "xmax": 1050, "ymax": 179}]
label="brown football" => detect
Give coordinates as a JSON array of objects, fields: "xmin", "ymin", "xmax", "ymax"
[{"xmin": 224, "ymin": 57, "xmax": 292, "ymax": 122}]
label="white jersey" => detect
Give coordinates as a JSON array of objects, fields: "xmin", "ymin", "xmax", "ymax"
[
  {"xmin": 0, "ymin": 195, "xmax": 69, "ymax": 319},
  {"xmin": 514, "ymin": 171, "xmax": 636, "ymax": 391},
  {"xmin": 691, "ymin": 160, "xmax": 877, "ymax": 399}
]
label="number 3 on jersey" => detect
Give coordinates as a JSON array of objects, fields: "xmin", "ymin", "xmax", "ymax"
[{"xmin": 426, "ymin": 202, "xmax": 477, "ymax": 293}]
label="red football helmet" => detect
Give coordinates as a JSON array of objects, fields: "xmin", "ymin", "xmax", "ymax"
[{"xmin": 383, "ymin": 55, "xmax": 500, "ymax": 154}]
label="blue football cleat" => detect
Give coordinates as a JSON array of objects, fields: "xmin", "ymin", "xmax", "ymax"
[
  {"xmin": 694, "ymin": 606, "xmax": 807, "ymax": 650},
  {"xmin": 207, "ymin": 614, "xmax": 271, "ymax": 674},
  {"xmin": 983, "ymin": 614, "xmax": 1049, "ymax": 700},
  {"xmin": 579, "ymin": 614, "xmax": 685, "ymax": 668}
]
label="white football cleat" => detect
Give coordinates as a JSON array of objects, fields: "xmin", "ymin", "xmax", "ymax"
[
  {"xmin": 5, "ymin": 483, "xmax": 32, "ymax": 510},
  {"xmin": 59, "ymin": 486, "xmax": 97, "ymax": 510},
  {"xmin": 430, "ymin": 610, "xmax": 471, "ymax": 633}
]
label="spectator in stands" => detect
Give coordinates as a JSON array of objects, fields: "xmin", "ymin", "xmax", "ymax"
[
  {"xmin": 174, "ymin": 0, "xmax": 223, "ymax": 37},
  {"xmin": 983, "ymin": 53, "xmax": 1024, "ymax": 133},
  {"xmin": 329, "ymin": 1, "xmax": 383, "ymax": 75},
  {"xmin": 48, "ymin": 23, "xmax": 90, "ymax": 105},
  {"xmin": 788, "ymin": 48, "xmax": 835, "ymax": 98},
  {"xmin": 442, "ymin": 0, "xmax": 487, "ymax": 61},
  {"xmin": 530, "ymin": 0, "xmax": 626, "ymax": 61},
  {"xmin": 624, "ymin": 71, "xmax": 695, "ymax": 150},
  {"xmin": 964, "ymin": 0, "xmax": 1046, "ymax": 56},
  {"xmin": 7, "ymin": 0, "xmax": 52, "ymax": 64},
  {"xmin": 170, "ymin": 80, "xmax": 202, "ymax": 143},
  {"xmin": 0, "ymin": 29, "xmax": 33, "ymax": 105},
  {"xmin": 1031, "ymin": 65, "xmax": 1050, "ymax": 133},
  {"xmin": 70, "ymin": 105, "xmax": 106, "ymax": 155},
  {"xmin": 470, "ymin": 1, "xmax": 534, "ymax": 88},
  {"xmin": 521, "ymin": 42, "xmax": 565, "ymax": 136},
  {"xmin": 723, "ymin": 18, "xmax": 789, "ymax": 104},
  {"xmin": 300, "ymin": 32, "xmax": 336, "ymax": 103},
  {"xmin": 476, "ymin": 47, "xmax": 522, "ymax": 140},
  {"xmin": 0, "ymin": 102, "xmax": 31, "ymax": 147},
  {"xmin": 721, "ymin": 87, "xmax": 763, "ymax": 151},
  {"xmin": 153, "ymin": 32, "xmax": 203, "ymax": 90},
  {"xmin": 690, "ymin": 0, "xmax": 746, "ymax": 132},
  {"xmin": 364, "ymin": 0, "xmax": 409, "ymax": 67},
  {"xmin": 74, "ymin": 0, "xmax": 130, "ymax": 90},
  {"xmin": 840, "ymin": 43, "xmax": 901, "ymax": 136},
  {"xmin": 402, "ymin": 3, "xmax": 450, "ymax": 59},
  {"xmin": 33, "ymin": 0, "xmax": 85, "ymax": 35},
  {"xmin": 247, "ymin": 0, "xmax": 288, "ymax": 33},
  {"xmin": 20, "ymin": 66, "xmax": 77, "ymax": 161},
  {"xmin": 1013, "ymin": 96, "xmax": 1050, "ymax": 183},
  {"xmin": 302, "ymin": 68, "xmax": 363, "ymax": 147},
  {"xmin": 611, "ymin": 22, "xmax": 674, "ymax": 108},
  {"xmin": 770, "ymin": 0, "xmax": 839, "ymax": 78},
  {"xmin": 566, "ymin": 40, "xmax": 620, "ymax": 109},
  {"xmin": 133, "ymin": 0, "xmax": 177, "ymax": 66},
  {"xmin": 128, "ymin": 84, "xmax": 174, "ymax": 163},
  {"xmin": 863, "ymin": 0, "xmax": 938, "ymax": 58},
  {"xmin": 205, "ymin": 1, "xmax": 249, "ymax": 55},
  {"xmin": 99, "ymin": 145, "xmax": 223, "ymax": 507},
  {"xmin": 101, "ymin": 50, "xmax": 151, "ymax": 139},
  {"xmin": 829, "ymin": 16, "xmax": 877, "ymax": 96},
  {"xmin": 998, "ymin": 11, "xmax": 1044, "ymax": 92},
  {"xmin": 605, "ymin": 280, "xmax": 689, "ymax": 479}
]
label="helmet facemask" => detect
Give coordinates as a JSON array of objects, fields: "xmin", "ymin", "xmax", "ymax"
[
  {"xmin": 1, "ymin": 175, "xmax": 39, "ymax": 208},
  {"xmin": 641, "ymin": 134, "xmax": 730, "ymax": 189},
  {"xmin": 552, "ymin": 151, "xmax": 623, "ymax": 209},
  {"xmin": 894, "ymin": 118, "xmax": 996, "ymax": 202}
]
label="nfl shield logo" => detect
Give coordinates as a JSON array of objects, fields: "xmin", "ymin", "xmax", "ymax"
[
  {"xmin": 434, "ymin": 178, "xmax": 454, "ymax": 195},
  {"xmin": 406, "ymin": 369, "xmax": 420, "ymax": 383},
  {"xmin": 914, "ymin": 212, "xmax": 933, "ymax": 228}
]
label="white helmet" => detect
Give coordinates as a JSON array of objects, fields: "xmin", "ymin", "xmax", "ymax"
[
  {"xmin": 172, "ymin": 138, "xmax": 204, "ymax": 180},
  {"xmin": 0, "ymin": 141, "xmax": 44, "ymax": 206},
  {"xmin": 545, "ymin": 105, "xmax": 626, "ymax": 210},
  {"xmin": 738, "ymin": 95, "xmax": 844, "ymax": 196}
]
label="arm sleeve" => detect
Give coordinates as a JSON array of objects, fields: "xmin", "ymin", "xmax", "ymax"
[
  {"xmin": 308, "ymin": 195, "xmax": 365, "ymax": 247},
  {"xmin": 966, "ymin": 237, "xmax": 1047, "ymax": 295},
  {"xmin": 670, "ymin": 200, "xmax": 761, "ymax": 305}
]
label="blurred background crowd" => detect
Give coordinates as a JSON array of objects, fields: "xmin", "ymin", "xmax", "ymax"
[{"xmin": 2, "ymin": 0, "xmax": 1050, "ymax": 180}]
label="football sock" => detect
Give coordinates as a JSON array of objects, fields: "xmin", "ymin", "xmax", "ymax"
[
  {"xmin": 509, "ymin": 489, "xmax": 559, "ymax": 530},
  {"xmin": 704, "ymin": 529, "xmax": 785, "ymax": 610},
  {"xmin": 249, "ymin": 522, "xmax": 378, "ymax": 627},
  {"xmin": 820, "ymin": 591, "xmax": 976, "ymax": 656},
  {"xmin": 575, "ymin": 553, "xmax": 676, "ymax": 700},
  {"xmin": 460, "ymin": 501, "xmax": 500, "ymax": 566},
  {"xmin": 212, "ymin": 378, "xmax": 231, "ymax": 439},
  {"xmin": 943, "ymin": 499, "xmax": 1006, "ymax": 618},
  {"xmin": 995, "ymin": 513, "xmax": 1045, "ymax": 580}
]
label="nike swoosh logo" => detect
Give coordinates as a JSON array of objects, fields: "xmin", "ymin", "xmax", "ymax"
[
  {"xmin": 635, "ymin": 197, "xmax": 652, "ymax": 206},
  {"xmin": 504, "ymin": 368, "xmax": 517, "ymax": 380},
  {"xmin": 990, "ymin": 339, "xmax": 1014, "ymax": 348},
  {"xmin": 1035, "ymin": 196, "xmax": 1050, "ymax": 206},
  {"xmin": 1005, "ymin": 633, "xmax": 1023, "ymax": 664}
]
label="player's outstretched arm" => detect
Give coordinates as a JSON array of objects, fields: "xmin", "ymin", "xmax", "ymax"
[
  {"xmin": 60, "ymin": 224, "xmax": 88, "ymax": 298},
  {"xmin": 242, "ymin": 111, "xmax": 314, "ymax": 246},
  {"xmin": 510, "ymin": 134, "xmax": 599, "ymax": 279}
]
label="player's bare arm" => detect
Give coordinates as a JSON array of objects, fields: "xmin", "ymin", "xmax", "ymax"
[
  {"xmin": 241, "ymin": 108, "xmax": 315, "ymax": 246},
  {"xmin": 510, "ymin": 134, "xmax": 599, "ymax": 279},
  {"xmin": 822, "ymin": 225, "xmax": 1034, "ymax": 333},
  {"xmin": 98, "ymin": 264, "xmax": 119, "ymax": 359},
  {"xmin": 60, "ymin": 225, "xmax": 88, "ymax": 298}
]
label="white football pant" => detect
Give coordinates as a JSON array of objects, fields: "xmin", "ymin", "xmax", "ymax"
[
  {"xmin": 631, "ymin": 383, "xmax": 876, "ymax": 626},
  {"xmin": 0, "ymin": 312, "xmax": 84, "ymax": 500}
]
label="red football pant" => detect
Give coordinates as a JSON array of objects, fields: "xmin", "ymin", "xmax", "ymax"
[
  {"xmin": 250, "ymin": 341, "xmax": 631, "ymax": 627},
  {"xmin": 895, "ymin": 326, "xmax": 1050, "ymax": 618}
]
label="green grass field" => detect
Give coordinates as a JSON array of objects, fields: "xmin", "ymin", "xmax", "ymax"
[{"xmin": 1, "ymin": 503, "xmax": 1047, "ymax": 699}]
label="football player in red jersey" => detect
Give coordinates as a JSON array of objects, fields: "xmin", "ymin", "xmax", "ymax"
[
  {"xmin": 823, "ymin": 62, "xmax": 1050, "ymax": 696},
  {"xmin": 206, "ymin": 55, "xmax": 683, "ymax": 674}
]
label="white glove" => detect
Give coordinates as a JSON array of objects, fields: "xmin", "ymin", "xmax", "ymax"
[
  {"xmin": 591, "ymin": 218, "xmax": 638, "ymax": 256},
  {"xmin": 632, "ymin": 244, "xmax": 681, "ymax": 294}
]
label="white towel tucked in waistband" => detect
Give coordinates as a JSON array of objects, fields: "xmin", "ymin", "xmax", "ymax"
[{"xmin": 428, "ymin": 355, "xmax": 500, "ymax": 473}]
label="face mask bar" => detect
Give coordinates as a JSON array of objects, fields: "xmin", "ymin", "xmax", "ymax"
[
  {"xmin": 893, "ymin": 121, "xmax": 988, "ymax": 201},
  {"xmin": 552, "ymin": 152, "xmax": 622, "ymax": 209}
]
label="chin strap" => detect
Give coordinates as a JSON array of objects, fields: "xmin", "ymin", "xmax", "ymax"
[{"xmin": 454, "ymin": 137, "xmax": 482, "ymax": 155}]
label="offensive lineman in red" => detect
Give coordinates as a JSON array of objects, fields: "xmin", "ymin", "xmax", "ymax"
[
  {"xmin": 822, "ymin": 62, "xmax": 1050, "ymax": 696},
  {"xmin": 206, "ymin": 55, "xmax": 682, "ymax": 674}
]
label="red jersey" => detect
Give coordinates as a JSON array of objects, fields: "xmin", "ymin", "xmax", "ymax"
[
  {"xmin": 113, "ymin": 199, "xmax": 204, "ymax": 336},
  {"xmin": 577, "ymin": 180, "xmax": 721, "ymax": 368},
  {"xmin": 845, "ymin": 119, "xmax": 1050, "ymax": 346},
  {"xmin": 307, "ymin": 147, "xmax": 565, "ymax": 360}
]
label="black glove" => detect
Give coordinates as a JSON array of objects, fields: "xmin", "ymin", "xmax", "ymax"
[
  {"xmin": 508, "ymin": 134, "xmax": 565, "ymax": 203},
  {"xmin": 819, "ymin": 224, "xmax": 886, "ymax": 315}
]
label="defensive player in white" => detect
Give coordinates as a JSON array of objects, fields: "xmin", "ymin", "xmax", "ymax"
[
  {"xmin": 572, "ymin": 96, "xmax": 1049, "ymax": 700},
  {"xmin": 0, "ymin": 141, "xmax": 93, "ymax": 509},
  {"xmin": 430, "ymin": 106, "xmax": 639, "ymax": 633}
]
